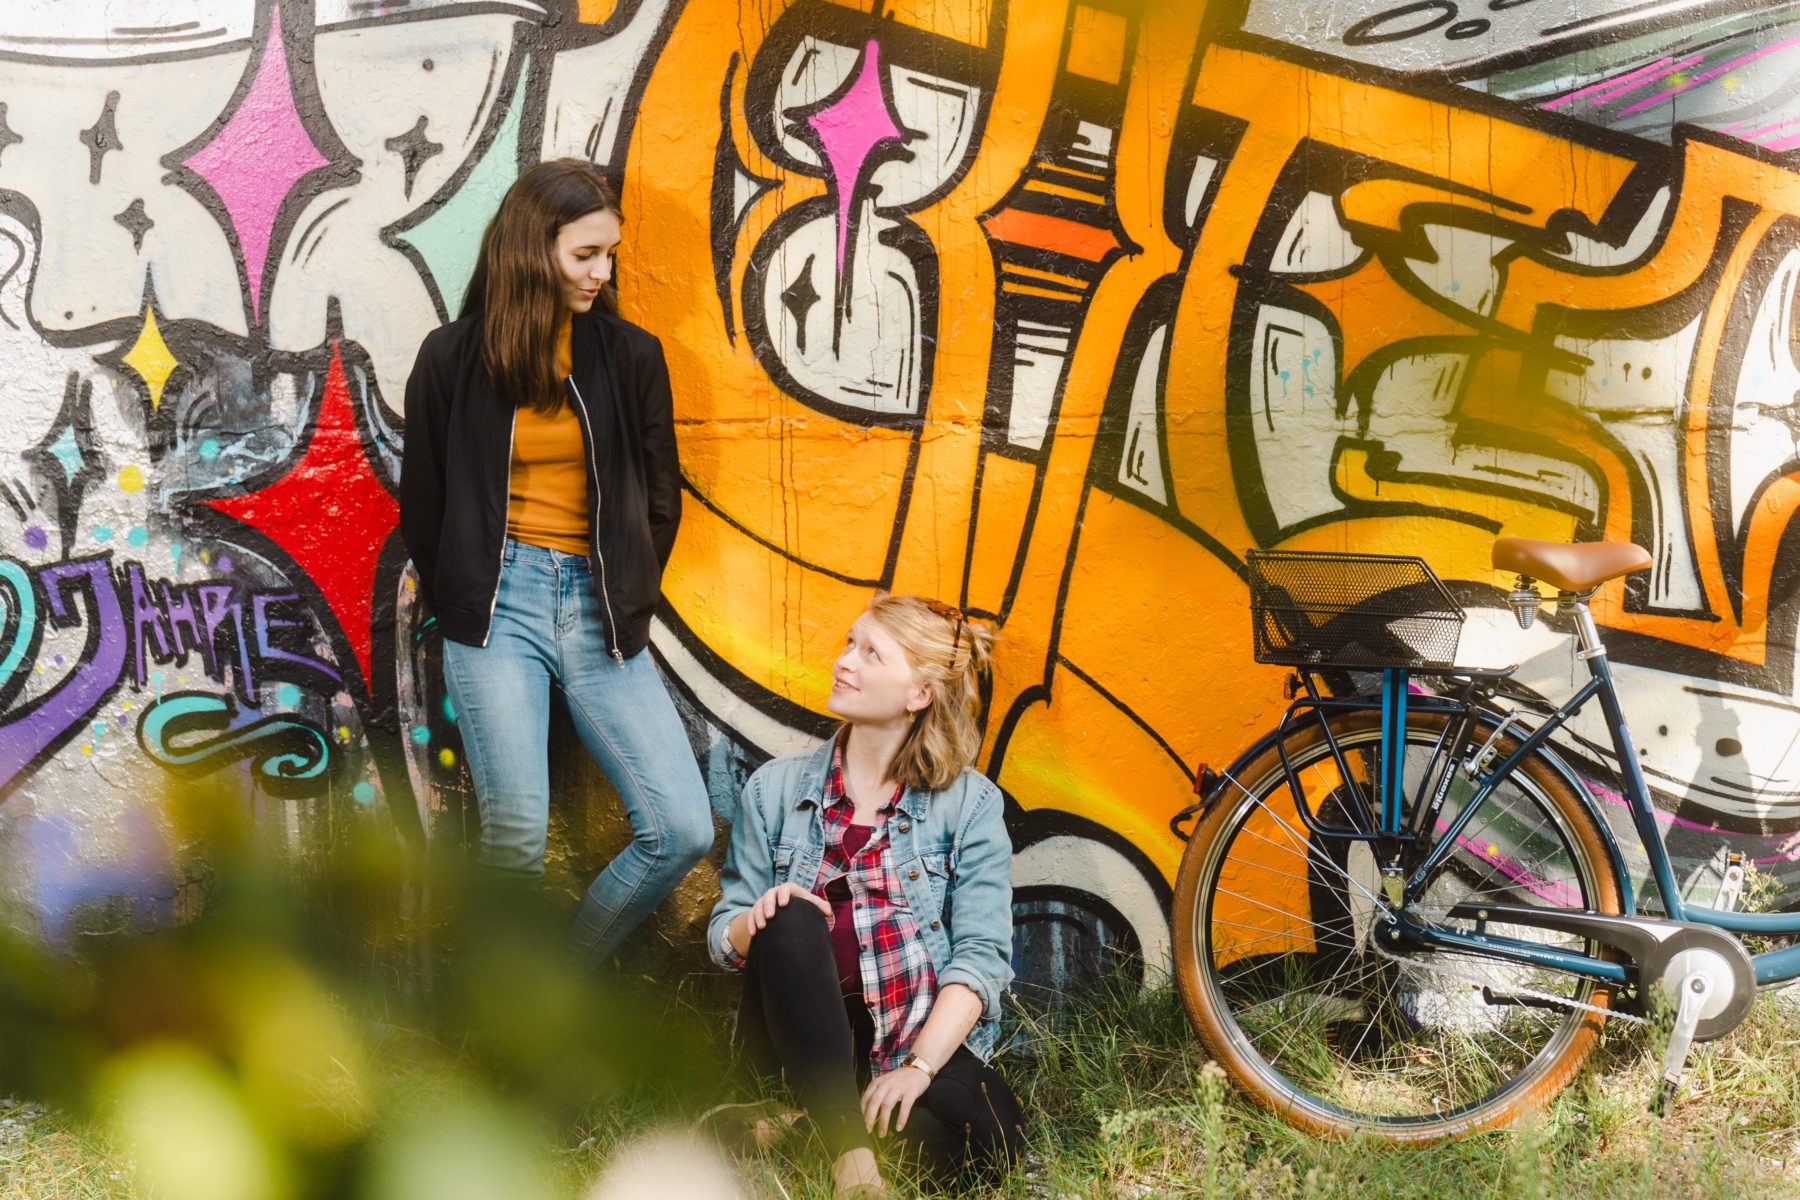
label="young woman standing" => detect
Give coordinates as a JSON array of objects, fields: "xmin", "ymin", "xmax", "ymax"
[
  {"xmin": 709, "ymin": 595, "xmax": 1024, "ymax": 1197},
  {"xmin": 401, "ymin": 158, "xmax": 711, "ymax": 966}
]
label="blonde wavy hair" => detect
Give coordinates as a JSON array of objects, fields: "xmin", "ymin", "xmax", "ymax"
[{"xmin": 864, "ymin": 593, "xmax": 997, "ymax": 792}]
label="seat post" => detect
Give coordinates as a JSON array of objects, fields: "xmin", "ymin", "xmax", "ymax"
[{"xmin": 1568, "ymin": 595, "xmax": 1608, "ymax": 668}]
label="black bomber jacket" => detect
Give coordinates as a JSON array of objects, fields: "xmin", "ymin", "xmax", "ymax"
[{"xmin": 399, "ymin": 306, "xmax": 681, "ymax": 657}]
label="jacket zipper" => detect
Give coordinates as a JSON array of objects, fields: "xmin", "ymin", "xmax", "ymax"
[
  {"xmin": 568, "ymin": 377, "xmax": 624, "ymax": 665},
  {"xmin": 481, "ymin": 407, "xmax": 519, "ymax": 648}
]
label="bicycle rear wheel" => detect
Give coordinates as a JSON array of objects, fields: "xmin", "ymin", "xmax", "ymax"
[{"xmin": 1173, "ymin": 711, "xmax": 1622, "ymax": 1140}]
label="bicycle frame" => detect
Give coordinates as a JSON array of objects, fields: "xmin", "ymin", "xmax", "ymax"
[{"xmin": 1266, "ymin": 596, "xmax": 1800, "ymax": 991}]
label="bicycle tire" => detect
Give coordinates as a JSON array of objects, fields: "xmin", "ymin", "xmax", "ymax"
[{"xmin": 1173, "ymin": 711, "xmax": 1622, "ymax": 1141}]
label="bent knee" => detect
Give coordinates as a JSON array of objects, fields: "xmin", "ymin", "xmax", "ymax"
[
  {"xmin": 634, "ymin": 798, "xmax": 713, "ymax": 867},
  {"xmin": 757, "ymin": 897, "xmax": 829, "ymax": 947},
  {"xmin": 668, "ymin": 809, "xmax": 715, "ymax": 865}
]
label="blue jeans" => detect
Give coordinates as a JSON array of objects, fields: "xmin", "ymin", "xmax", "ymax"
[{"xmin": 441, "ymin": 540, "xmax": 712, "ymax": 966}]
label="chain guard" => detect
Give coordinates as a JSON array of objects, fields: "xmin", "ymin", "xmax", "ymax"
[{"xmin": 1446, "ymin": 902, "xmax": 1755, "ymax": 1042}]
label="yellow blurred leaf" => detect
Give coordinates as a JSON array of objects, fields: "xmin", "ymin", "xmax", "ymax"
[{"xmin": 99, "ymin": 1042, "xmax": 291, "ymax": 1200}]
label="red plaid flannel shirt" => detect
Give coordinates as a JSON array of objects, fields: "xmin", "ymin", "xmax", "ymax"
[{"xmin": 815, "ymin": 739, "xmax": 938, "ymax": 1074}]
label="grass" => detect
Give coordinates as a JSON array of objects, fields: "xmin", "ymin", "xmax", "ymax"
[
  {"xmin": 1, "ymin": 1102, "xmax": 124, "ymax": 1200},
  {"xmin": 4, "ymin": 796, "xmax": 1793, "ymax": 1200},
  {"xmin": 4, "ymin": 971, "xmax": 1796, "ymax": 1200}
]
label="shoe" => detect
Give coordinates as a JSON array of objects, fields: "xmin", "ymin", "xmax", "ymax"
[
  {"xmin": 834, "ymin": 1184, "xmax": 892, "ymax": 1200},
  {"xmin": 695, "ymin": 1099, "xmax": 800, "ymax": 1154}
]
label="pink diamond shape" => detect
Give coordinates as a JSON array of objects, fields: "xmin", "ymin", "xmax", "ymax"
[
  {"xmin": 807, "ymin": 40, "xmax": 906, "ymax": 275},
  {"xmin": 182, "ymin": 4, "xmax": 331, "ymax": 324}
]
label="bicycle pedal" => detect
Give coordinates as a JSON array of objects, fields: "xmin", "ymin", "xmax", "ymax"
[
  {"xmin": 1651, "ymin": 1074, "xmax": 1681, "ymax": 1118},
  {"xmin": 1650, "ymin": 969, "xmax": 1712, "ymax": 1118},
  {"xmin": 1681, "ymin": 846, "xmax": 1749, "ymax": 912},
  {"xmin": 1714, "ymin": 852, "xmax": 1747, "ymax": 912}
]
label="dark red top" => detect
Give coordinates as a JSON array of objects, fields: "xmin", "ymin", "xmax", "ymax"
[
  {"xmin": 813, "ymin": 732, "xmax": 938, "ymax": 1073},
  {"xmin": 826, "ymin": 822, "xmax": 875, "ymax": 995}
]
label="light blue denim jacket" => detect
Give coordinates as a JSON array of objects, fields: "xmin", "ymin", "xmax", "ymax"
[{"xmin": 708, "ymin": 736, "xmax": 1015, "ymax": 1061}]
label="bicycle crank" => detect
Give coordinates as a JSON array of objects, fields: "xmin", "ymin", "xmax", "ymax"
[
  {"xmin": 1445, "ymin": 904, "xmax": 1756, "ymax": 1041},
  {"xmin": 1446, "ymin": 902, "xmax": 1756, "ymax": 1114}
]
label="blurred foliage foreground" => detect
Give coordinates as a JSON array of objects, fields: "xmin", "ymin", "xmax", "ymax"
[
  {"xmin": 6, "ymin": 778, "xmax": 1798, "ymax": 1200},
  {"xmin": 0, "ymin": 777, "xmax": 741, "ymax": 1200}
]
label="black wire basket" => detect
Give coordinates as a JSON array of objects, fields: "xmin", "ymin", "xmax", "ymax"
[{"xmin": 1246, "ymin": 549, "xmax": 1465, "ymax": 670}]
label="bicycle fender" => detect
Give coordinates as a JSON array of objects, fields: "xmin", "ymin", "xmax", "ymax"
[
  {"xmin": 1193, "ymin": 704, "xmax": 1378, "ymax": 813},
  {"xmin": 1196, "ymin": 725, "xmax": 1290, "ymax": 810}
]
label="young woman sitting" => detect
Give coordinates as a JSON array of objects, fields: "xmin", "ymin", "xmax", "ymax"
[{"xmin": 708, "ymin": 595, "xmax": 1024, "ymax": 1197}]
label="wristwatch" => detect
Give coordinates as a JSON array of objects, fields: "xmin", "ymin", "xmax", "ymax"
[
  {"xmin": 721, "ymin": 917, "xmax": 741, "ymax": 960},
  {"xmin": 900, "ymin": 1052, "xmax": 937, "ymax": 1079}
]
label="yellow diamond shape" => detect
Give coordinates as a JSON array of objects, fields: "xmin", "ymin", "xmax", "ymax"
[{"xmin": 122, "ymin": 304, "xmax": 177, "ymax": 410}]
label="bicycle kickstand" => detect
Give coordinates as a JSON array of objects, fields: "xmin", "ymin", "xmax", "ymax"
[{"xmin": 1651, "ymin": 970, "xmax": 1713, "ymax": 1117}]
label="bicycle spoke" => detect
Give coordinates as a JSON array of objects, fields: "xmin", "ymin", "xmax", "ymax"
[
  {"xmin": 1222, "ymin": 779, "xmax": 1388, "ymax": 910},
  {"xmin": 1181, "ymin": 713, "xmax": 1616, "ymax": 1132},
  {"xmin": 1211, "ymin": 885, "xmax": 1361, "ymax": 936},
  {"xmin": 1242, "ymin": 954, "xmax": 1399, "ymax": 1066},
  {"xmin": 1209, "ymin": 918, "xmax": 1364, "ymax": 961}
]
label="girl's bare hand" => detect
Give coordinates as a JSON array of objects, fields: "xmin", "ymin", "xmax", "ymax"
[
  {"xmin": 862, "ymin": 1066, "xmax": 931, "ymax": 1137},
  {"xmin": 748, "ymin": 882, "xmax": 832, "ymax": 934}
]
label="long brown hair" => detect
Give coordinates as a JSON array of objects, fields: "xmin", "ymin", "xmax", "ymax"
[
  {"xmin": 864, "ymin": 594, "xmax": 997, "ymax": 792},
  {"xmin": 462, "ymin": 158, "xmax": 620, "ymax": 412}
]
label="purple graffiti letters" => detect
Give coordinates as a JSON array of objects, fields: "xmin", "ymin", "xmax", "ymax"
[
  {"xmin": 126, "ymin": 561, "xmax": 175, "ymax": 678},
  {"xmin": 0, "ymin": 556, "xmax": 127, "ymax": 797},
  {"xmin": 122, "ymin": 560, "xmax": 340, "ymax": 703},
  {"xmin": 0, "ymin": 553, "xmax": 344, "ymax": 801},
  {"xmin": 251, "ymin": 592, "xmax": 340, "ymax": 689}
]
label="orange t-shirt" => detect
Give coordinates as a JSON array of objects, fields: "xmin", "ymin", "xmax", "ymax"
[{"xmin": 505, "ymin": 324, "xmax": 591, "ymax": 556}]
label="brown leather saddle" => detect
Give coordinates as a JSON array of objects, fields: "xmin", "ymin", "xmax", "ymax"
[{"xmin": 1492, "ymin": 537, "xmax": 1652, "ymax": 593}]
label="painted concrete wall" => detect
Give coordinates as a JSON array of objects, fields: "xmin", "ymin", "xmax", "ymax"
[{"xmin": 3, "ymin": 1, "xmax": 1798, "ymax": 987}]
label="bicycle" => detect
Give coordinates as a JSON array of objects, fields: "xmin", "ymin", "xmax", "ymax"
[{"xmin": 1168, "ymin": 538, "xmax": 1800, "ymax": 1142}]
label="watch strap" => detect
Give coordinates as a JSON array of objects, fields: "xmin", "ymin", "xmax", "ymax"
[{"xmin": 901, "ymin": 1052, "xmax": 937, "ymax": 1079}]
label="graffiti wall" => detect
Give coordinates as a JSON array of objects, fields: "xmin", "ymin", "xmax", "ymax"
[{"xmin": 3, "ymin": 0, "xmax": 1798, "ymax": 986}]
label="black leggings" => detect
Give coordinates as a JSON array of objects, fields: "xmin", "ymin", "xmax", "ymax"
[{"xmin": 736, "ymin": 901, "xmax": 1026, "ymax": 1182}]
